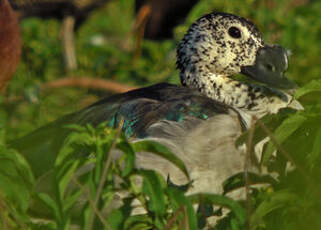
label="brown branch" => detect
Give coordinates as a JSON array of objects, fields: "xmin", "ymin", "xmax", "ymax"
[
  {"xmin": 132, "ymin": 4, "xmax": 151, "ymax": 61},
  {"xmin": 133, "ymin": 4, "xmax": 152, "ymax": 32},
  {"xmin": 61, "ymin": 15, "xmax": 77, "ymax": 71},
  {"xmin": 164, "ymin": 206, "xmax": 185, "ymax": 230},
  {"xmin": 41, "ymin": 77, "xmax": 137, "ymax": 93},
  {"xmin": 72, "ymin": 177, "xmax": 111, "ymax": 230}
]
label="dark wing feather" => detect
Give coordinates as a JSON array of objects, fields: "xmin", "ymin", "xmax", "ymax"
[
  {"xmin": 76, "ymin": 83, "xmax": 232, "ymax": 137},
  {"xmin": 10, "ymin": 83, "xmax": 238, "ymax": 178}
]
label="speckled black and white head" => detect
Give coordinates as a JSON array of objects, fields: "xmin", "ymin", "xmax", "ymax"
[
  {"xmin": 176, "ymin": 12, "xmax": 302, "ymax": 120},
  {"xmin": 177, "ymin": 13, "xmax": 263, "ymax": 80}
]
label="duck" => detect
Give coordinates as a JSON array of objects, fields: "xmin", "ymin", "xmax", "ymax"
[
  {"xmin": 12, "ymin": 12, "xmax": 303, "ymax": 200},
  {"xmin": 0, "ymin": 0, "xmax": 21, "ymax": 93}
]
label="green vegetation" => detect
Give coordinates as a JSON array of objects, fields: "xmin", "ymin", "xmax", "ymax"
[{"xmin": 1, "ymin": 0, "xmax": 321, "ymax": 229}]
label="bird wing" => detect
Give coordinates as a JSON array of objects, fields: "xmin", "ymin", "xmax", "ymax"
[{"xmin": 10, "ymin": 83, "xmax": 242, "ymax": 178}]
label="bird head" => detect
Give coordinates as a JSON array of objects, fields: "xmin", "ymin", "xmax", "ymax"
[{"xmin": 177, "ymin": 12, "xmax": 296, "ymax": 90}]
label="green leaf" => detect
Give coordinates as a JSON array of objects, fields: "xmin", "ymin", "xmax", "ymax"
[
  {"xmin": 123, "ymin": 214, "xmax": 153, "ymax": 230},
  {"xmin": 94, "ymin": 144, "xmax": 104, "ymax": 184},
  {"xmin": 262, "ymin": 113, "xmax": 306, "ymax": 164},
  {"xmin": 307, "ymin": 127, "xmax": 321, "ymax": 169},
  {"xmin": 250, "ymin": 190, "xmax": 297, "ymax": 229},
  {"xmin": 295, "ymin": 79, "xmax": 321, "ymax": 99},
  {"xmin": 188, "ymin": 193, "xmax": 246, "ymax": 226},
  {"xmin": 62, "ymin": 189, "xmax": 82, "ymax": 213},
  {"xmin": 64, "ymin": 124, "xmax": 88, "ymax": 133},
  {"xmin": 167, "ymin": 187, "xmax": 198, "ymax": 230},
  {"xmin": 223, "ymin": 172, "xmax": 277, "ymax": 195},
  {"xmin": 37, "ymin": 193, "xmax": 62, "ymax": 223},
  {"xmin": 139, "ymin": 170, "xmax": 166, "ymax": 216},
  {"xmin": 117, "ymin": 140, "xmax": 135, "ymax": 177},
  {"xmin": 236, "ymin": 111, "xmax": 291, "ymax": 148},
  {"xmin": 58, "ymin": 160, "xmax": 80, "ymax": 197},
  {"xmin": 231, "ymin": 218, "xmax": 241, "ymax": 230},
  {"xmin": 0, "ymin": 147, "xmax": 34, "ymax": 212},
  {"xmin": 133, "ymin": 141, "xmax": 190, "ymax": 180},
  {"xmin": 107, "ymin": 208, "xmax": 125, "ymax": 230}
]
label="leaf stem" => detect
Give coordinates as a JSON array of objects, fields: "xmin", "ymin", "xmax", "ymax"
[
  {"xmin": 87, "ymin": 118, "xmax": 124, "ymax": 230},
  {"xmin": 245, "ymin": 117, "xmax": 255, "ymax": 229}
]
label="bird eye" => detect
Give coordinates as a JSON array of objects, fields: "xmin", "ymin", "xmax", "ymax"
[{"xmin": 228, "ymin": 26, "xmax": 241, "ymax": 38}]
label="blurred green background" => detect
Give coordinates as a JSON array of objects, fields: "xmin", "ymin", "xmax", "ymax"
[
  {"xmin": 2, "ymin": 0, "xmax": 321, "ymax": 140},
  {"xmin": 1, "ymin": 1, "xmax": 321, "ymax": 229}
]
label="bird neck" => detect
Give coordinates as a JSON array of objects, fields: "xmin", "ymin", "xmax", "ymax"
[{"xmin": 181, "ymin": 71, "xmax": 294, "ymax": 119}]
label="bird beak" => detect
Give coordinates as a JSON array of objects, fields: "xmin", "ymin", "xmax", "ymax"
[{"xmin": 241, "ymin": 44, "xmax": 297, "ymax": 89}]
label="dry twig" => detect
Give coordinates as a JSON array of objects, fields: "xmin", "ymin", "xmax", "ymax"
[
  {"xmin": 132, "ymin": 4, "xmax": 151, "ymax": 61},
  {"xmin": 245, "ymin": 117, "xmax": 256, "ymax": 229},
  {"xmin": 42, "ymin": 77, "xmax": 136, "ymax": 93}
]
